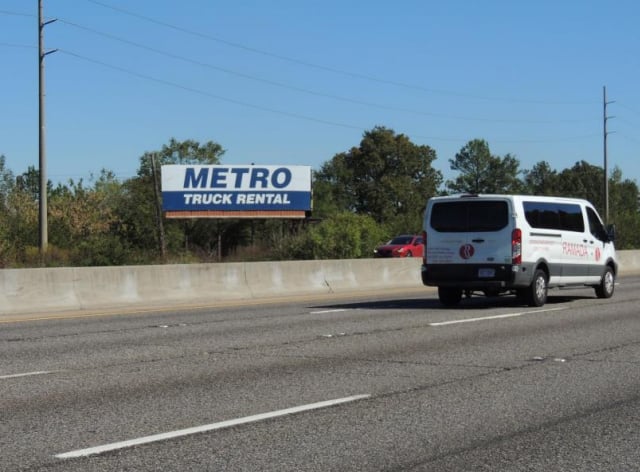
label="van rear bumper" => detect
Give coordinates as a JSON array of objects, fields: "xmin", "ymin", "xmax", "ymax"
[{"xmin": 421, "ymin": 263, "xmax": 534, "ymax": 289}]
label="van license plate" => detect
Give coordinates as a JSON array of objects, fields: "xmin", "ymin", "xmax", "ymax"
[{"xmin": 478, "ymin": 268, "xmax": 495, "ymax": 278}]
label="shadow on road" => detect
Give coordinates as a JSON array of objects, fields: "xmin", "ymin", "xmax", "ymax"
[{"xmin": 309, "ymin": 293, "xmax": 595, "ymax": 311}]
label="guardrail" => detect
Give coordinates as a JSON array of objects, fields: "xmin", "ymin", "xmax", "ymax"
[{"xmin": 2, "ymin": 250, "xmax": 639, "ymax": 316}]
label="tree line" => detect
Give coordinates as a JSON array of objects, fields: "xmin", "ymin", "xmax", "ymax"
[{"xmin": 1, "ymin": 128, "xmax": 638, "ymax": 267}]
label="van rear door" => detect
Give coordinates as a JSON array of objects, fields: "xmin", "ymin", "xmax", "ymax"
[{"xmin": 427, "ymin": 197, "xmax": 513, "ymax": 268}]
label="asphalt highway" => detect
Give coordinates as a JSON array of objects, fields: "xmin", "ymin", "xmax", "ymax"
[{"xmin": 2, "ymin": 277, "xmax": 640, "ymax": 471}]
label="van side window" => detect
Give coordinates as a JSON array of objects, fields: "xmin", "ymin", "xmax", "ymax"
[
  {"xmin": 586, "ymin": 207, "xmax": 608, "ymax": 241},
  {"xmin": 430, "ymin": 201, "xmax": 508, "ymax": 232},
  {"xmin": 523, "ymin": 202, "xmax": 584, "ymax": 232}
]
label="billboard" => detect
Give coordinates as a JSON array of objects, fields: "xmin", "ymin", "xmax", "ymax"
[{"xmin": 161, "ymin": 165, "xmax": 312, "ymax": 218}]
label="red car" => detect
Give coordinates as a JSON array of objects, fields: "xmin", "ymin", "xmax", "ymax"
[{"xmin": 374, "ymin": 234, "xmax": 424, "ymax": 258}]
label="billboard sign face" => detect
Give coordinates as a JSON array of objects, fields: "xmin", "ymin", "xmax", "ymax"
[{"xmin": 161, "ymin": 165, "xmax": 312, "ymax": 218}]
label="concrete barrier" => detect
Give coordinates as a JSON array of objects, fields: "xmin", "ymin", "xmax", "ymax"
[
  {"xmin": 617, "ymin": 250, "xmax": 640, "ymax": 276},
  {"xmin": 244, "ymin": 260, "xmax": 328, "ymax": 299},
  {"xmin": 0, "ymin": 264, "xmax": 249, "ymax": 315},
  {"xmin": 1, "ymin": 251, "xmax": 639, "ymax": 316}
]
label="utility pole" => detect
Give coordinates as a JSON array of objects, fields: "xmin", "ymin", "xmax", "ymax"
[
  {"xmin": 38, "ymin": 0, "xmax": 57, "ymax": 260},
  {"xmin": 603, "ymin": 86, "xmax": 615, "ymax": 224}
]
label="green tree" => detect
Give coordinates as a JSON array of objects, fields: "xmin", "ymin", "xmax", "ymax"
[
  {"xmin": 47, "ymin": 172, "xmax": 128, "ymax": 266},
  {"xmin": 276, "ymin": 212, "xmax": 386, "ymax": 260},
  {"xmin": 0, "ymin": 166, "xmax": 56, "ymax": 265},
  {"xmin": 137, "ymin": 138, "xmax": 225, "ymax": 177},
  {"xmin": 608, "ymin": 167, "xmax": 639, "ymax": 217},
  {"xmin": 311, "ymin": 163, "xmax": 354, "ymax": 217},
  {"xmin": 609, "ymin": 209, "xmax": 640, "ymax": 249},
  {"xmin": 0, "ymin": 155, "xmax": 14, "ymax": 266},
  {"xmin": 0, "ymin": 155, "xmax": 15, "ymax": 208},
  {"xmin": 556, "ymin": 161, "xmax": 604, "ymax": 210},
  {"xmin": 605, "ymin": 167, "xmax": 639, "ymax": 249},
  {"xmin": 3, "ymin": 178, "xmax": 39, "ymax": 264},
  {"xmin": 118, "ymin": 138, "xmax": 227, "ymax": 261},
  {"xmin": 314, "ymin": 126, "xmax": 442, "ymax": 234},
  {"xmin": 15, "ymin": 165, "xmax": 51, "ymax": 202},
  {"xmin": 447, "ymin": 139, "xmax": 522, "ymax": 194},
  {"xmin": 522, "ymin": 161, "xmax": 560, "ymax": 195}
]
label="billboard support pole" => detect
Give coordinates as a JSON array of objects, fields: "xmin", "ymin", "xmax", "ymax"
[{"xmin": 151, "ymin": 153, "xmax": 166, "ymax": 260}]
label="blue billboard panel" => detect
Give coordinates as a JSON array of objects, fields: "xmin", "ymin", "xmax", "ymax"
[{"xmin": 161, "ymin": 165, "xmax": 312, "ymax": 213}]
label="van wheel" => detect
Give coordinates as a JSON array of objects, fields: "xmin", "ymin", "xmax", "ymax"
[
  {"xmin": 525, "ymin": 270, "xmax": 548, "ymax": 307},
  {"xmin": 438, "ymin": 287, "xmax": 462, "ymax": 307},
  {"xmin": 595, "ymin": 266, "xmax": 615, "ymax": 298}
]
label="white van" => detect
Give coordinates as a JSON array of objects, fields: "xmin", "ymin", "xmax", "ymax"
[{"xmin": 421, "ymin": 194, "xmax": 618, "ymax": 307}]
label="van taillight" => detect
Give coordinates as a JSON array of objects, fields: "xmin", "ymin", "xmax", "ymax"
[
  {"xmin": 512, "ymin": 228, "xmax": 522, "ymax": 265},
  {"xmin": 422, "ymin": 230, "xmax": 427, "ymax": 264}
]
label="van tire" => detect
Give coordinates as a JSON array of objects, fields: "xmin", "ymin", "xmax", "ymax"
[
  {"xmin": 595, "ymin": 266, "xmax": 615, "ymax": 299},
  {"xmin": 438, "ymin": 287, "xmax": 462, "ymax": 307},
  {"xmin": 526, "ymin": 269, "xmax": 548, "ymax": 307}
]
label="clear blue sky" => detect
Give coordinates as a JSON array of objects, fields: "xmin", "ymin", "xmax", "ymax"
[{"xmin": 1, "ymin": 0, "xmax": 639, "ymax": 187}]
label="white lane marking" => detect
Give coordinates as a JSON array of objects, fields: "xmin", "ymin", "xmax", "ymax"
[
  {"xmin": 55, "ymin": 394, "xmax": 371, "ymax": 459},
  {"xmin": 309, "ymin": 309, "xmax": 349, "ymax": 314},
  {"xmin": 0, "ymin": 370, "xmax": 54, "ymax": 380},
  {"xmin": 428, "ymin": 307, "xmax": 566, "ymax": 327}
]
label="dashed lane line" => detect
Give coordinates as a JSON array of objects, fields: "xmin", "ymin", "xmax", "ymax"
[
  {"xmin": 0, "ymin": 370, "xmax": 55, "ymax": 380},
  {"xmin": 428, "ymin": 307, "xmax": 566, "ymax": 326},
  {"xmin": 55, "ymin": 394, "xmax": 371, "ymax": 459}
]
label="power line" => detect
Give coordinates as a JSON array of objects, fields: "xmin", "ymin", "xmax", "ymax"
[
  {"xmin": 82, "ymin": 0, "xmax": 597, "ymax": 106},
  {"xmin": 616, "ymin": 117, "xmax": 639, "ymax": 129},
  {"xmin": 619, "ymin": 134, "xmax": 640, "ymax": 145},
  {"xmin": 3, "ymin": 3, "xmax": 609, "ymax": 171},
  {"xmin": 57, "ymin": 49, "xmax": 363, "ymax": 131},
  {"xmin": 56, "ymin": 48, "xmax": 602, "ymax": 146},
  {"xmin": 56, "ymin": 18, "xmax": 595, "ymax": 125},
  {"xmin": 1, "ymin": 11, "xmax": 607, "ymax": 153},
  {"xmin": 0, "ymin": 9, "xmax": 34, "ymax": 18},
  {"xmin": 617, "ymin": 103, "xmax": 640, "ymax": 117},
  {"xmin": 0, "ymin": 42, "xmax": 36, "ymax": 49}
]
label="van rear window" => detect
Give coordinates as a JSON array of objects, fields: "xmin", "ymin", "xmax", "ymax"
[{"xmin": 430, "ymin": 200, "xmax": 509, "ymax": 232}]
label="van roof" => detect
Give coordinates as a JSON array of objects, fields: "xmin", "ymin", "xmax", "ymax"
[{"xmin": 428, "ymin": 194, "xmax": 594, "ymax": 205}]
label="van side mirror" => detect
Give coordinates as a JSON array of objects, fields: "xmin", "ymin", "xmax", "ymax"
[{"xmin": 606, "ymin": 224, "xmax": 616, "ymax": 242}]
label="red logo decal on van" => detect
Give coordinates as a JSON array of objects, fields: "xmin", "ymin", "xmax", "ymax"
[
  {"xmin": 460, "ymin": 244, "xmax": 475, "ymax": 259},
  {"xmin": 595, "ymin": 247, "xmax": 601, "ymax": 261}
]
